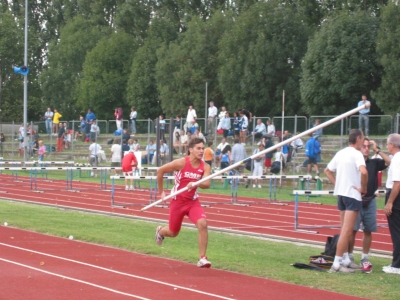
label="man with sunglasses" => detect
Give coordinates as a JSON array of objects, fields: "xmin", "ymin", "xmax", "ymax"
[{"xmin": 348, "ymin": 138, "xmax": 390, "ymax": 273}]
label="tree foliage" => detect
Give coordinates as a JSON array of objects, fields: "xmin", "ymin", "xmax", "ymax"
[
  {"xmin": 373, "ymin": 1, "xmax": 400, "ymax": 114},
  {"xmin": 218, "ymin": 1, "xmax": 311, "ymax": 117},
  {"xmin": 77, "ymin": 31, "xmax": 138, "ymax": 120},
  {"xmin": 300, "ymin": 10, "xmax": 382, "ymax": 115}
]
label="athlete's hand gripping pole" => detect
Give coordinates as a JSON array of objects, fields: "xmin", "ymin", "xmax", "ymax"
[{"xmin": 141, "ymin": 103, "xmax": 370, "ymax": 212}]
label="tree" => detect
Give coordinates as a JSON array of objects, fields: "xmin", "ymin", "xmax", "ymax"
[
  {"xmin": 40, "ymin": 16, "xmax": 106, "ymax": 120},
  {"xmin": 218, "ymin": 1, "xmax": 311, "ymax": 117},
  {"xmin": 77, "ymin": 31, "xmax": 138, "ymax": 120},
  {"xmin": 300, "ymin": 10, "xmax": 382, "ymax": 115},
  {"xmin": 373, "ymin": 1, "xmax": 400, "ymax": 114},
  {"xmin": 126, "ymin": 17, "xmax": 178, "ymax": 119},
  {"xmin": 155, "ymin": 11, "xmax": 233, "ymax": 118}
]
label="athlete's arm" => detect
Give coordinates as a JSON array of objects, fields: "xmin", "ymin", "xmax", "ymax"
[
  {"xmin": 197, "ymin": 162, "xmax": 211, "ymax": 189},
  {"xmin": 157, "ymin": 158, "xmax": 185, "ymax": 197}
]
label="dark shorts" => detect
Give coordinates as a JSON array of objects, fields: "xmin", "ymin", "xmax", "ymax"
[
  {"xmin": 234, "ymin": 130, "xmax": 240, "ymax": 136},
  {"xmin": 307, "ymin": 157, "xmax": 318, "ymax": 165},
  {"xmin": 337, "ymin": 195, "xmax": 362, "ymax": 211},
  {"xmin": 111, "ymin": 162, "xmax": 120, "ymax": 167},
  {"xmin": 353, "ymin": 198, "xmax": 377, "ymax": 232}
]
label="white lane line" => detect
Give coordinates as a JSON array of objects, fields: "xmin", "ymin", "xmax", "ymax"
[
  {"xmin": 0, "ymin": 258, "xmax": 150, "ymax": 299},
  {"xmin": 0, "ymin": 242, "xmax": 234, "ymax": 300}
]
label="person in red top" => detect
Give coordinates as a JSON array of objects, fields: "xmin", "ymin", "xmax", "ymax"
[
  {"xmin": 155, "ymin": 137, "xmax": 212, "ymax": 268},
  {"xmin": 122, "ymin": 149, "xmax": 138, "ymax": 191}
]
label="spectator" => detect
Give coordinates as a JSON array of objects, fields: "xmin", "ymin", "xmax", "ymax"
[
  {"xmin": 207, "ymin": 101, "xmax": 218, "ymax": 137},
  {"xmin": 145, "ymin": 140, "xmax": 156, "ymax": 165},
  {"xmin": 313, "ymin": 119, "xmax": 323, "ymax": 140},
  {"xmin": 114, "ymin": 107, "xmax": 123, "ymax": 130},
  {"xmin": 189, "ymin": 120, "xmax": 199, "ymax": 135},
  {"xmin": 215, "ymin": 137, "xmax": 230, "ymax": 168},
  {"xmin": 305, "ymin": 133, "xmax": 321, "ymax": 177},
  {"xmin": 220, "ymin": 145, "xmax": 232, "ymax": 170},
  {"xmin": 158, "ymin": 115, "xmax": 166, "ymax": 142},
  {"xmin": 231, "ymin": 138, "xmax": 247, "ymax": 185},
  {"xmin": 52, "ymin": 109, "xmax": 62, "ymax": 135},
  {"xmin": 18, "ymin": 123, "xmax": 24, "ymax": 141},
  {"xmin": 217, "ymin": 106, "xmax": 227, "ymax": 130},
  {"xmin": 220, "ymin": 111, "xmax": 231, "ymax": 139},
  {"xmin": 173, "ymin": 115, "xmax": 182, "ymax": 137},
  {"xmin": 37, "ymin": 140, "xmax": 46, "ymax": 161},
  {"xmin": 358, "ymin": 94, "xmax": 370, "ymax": 137},
  {"xmin": 19, "ymin": 138, "xmax": 24, "ymax": 157},
  {"xmin": 252, "ymin": 143, "xmax": 265, "ymax": 188},
  {"xmin": 130, "ymin": 106, "xmax": 137, "ymax": 136},
  {"xmin": 121, "ymin": 149, "xmax": 138, "ymax": 190},
  {"xmin": 74, "ymin": 115, "xmax": 86, "ymax": 141},
  {"xmin": 204, "ymin": 141, "xmax": 214, "ymax": 167},
  {"xmin": 239, "ymin": 110, "xmax": 248, "ymax": 145},
  {"xmin": 121, "ymin": 139, "xmax": 130, "ymax": 158},
  {"xmin": 122, "ymin": 128, "xmax": 131, "ymax": 142},
  {"xmin": 128, "ymin": 138, "xmax": 134, "ymax": 150},
  {"xmin": 85, "ymin": 108, "xmax": 96, "ymax": 136},
  {"xmin": 29, "ymin": 135, "xmax": 39, "ymax": 158},
  {"xmin": 180, "ymin": 130, "xmax": 188, "ymax": 155},
  {"xmin": 173, "ymin": 131, "xmax": 181, "ymax": 154},
  {"xmin": 90, "ymin": 120, "xmax": 100, "ymax": 142},
  {"xmin": 110, "ymin": 138, "xmax": 122, "ymax": 174},
  {"xmin": 274, "ymin": 146, "xmax": 285, "ymax": 173},
  {"xmin": 263, "ymin": 136, "xmax": 275, "ymax": 174},
  {"xmin": 132, "ymin": 139, "xmax": 140, "ymax": 151},
  {"xmin": 56, "ymin": 122, "xmax": 65, "ymax": 152},
  {"xmin": 89, "ymin": 140, "xmax": 102, "ymax": 177},
  {"xmin": 252, "ymin": 119, "xmax": 266, "ymax": 139},
  {"xmin": 233, "ymin": 112, "xmax": 240, "ymax": 140},
  {"xmin": 63, "ymin": 123, "xmax": 71, "ymax": 149},
  {"xmin": 194, "ymin": 129, "xmax": 206, "ymax": 143},
  {"xmin": 0, "ymin": 133, "xmax": 5, "ymax": 152},
  {"xmin": 267, "ymin": 120, "xmax": 275, "ymax": 136},
  {"xmin": 159, "ymin": 139, "xmax": 169, "ymax": 164},
  {"xmin": 184, "ymin": 105, "xmax": 197, "ymax": 133},
  {"xmin": 44, "ymin": 108, "xmax": 53, "ymax": 135}
]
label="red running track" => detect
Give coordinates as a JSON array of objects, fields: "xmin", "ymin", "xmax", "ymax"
[
  {"xmin": 0, "ymin": 227, "xmax": 365, "ymax": 300},
  {"xmin": 0, "ymin": 174, "xmax": 393, "ymax": 254}
]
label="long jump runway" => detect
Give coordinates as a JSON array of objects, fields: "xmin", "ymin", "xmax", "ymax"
[
  {"xmin": 0, "ymin": 227, "xmax": 365, "ymax": 300},
  {"xmin": 0, "ymin": 174, "xmax": 392, "ymax": 253}
]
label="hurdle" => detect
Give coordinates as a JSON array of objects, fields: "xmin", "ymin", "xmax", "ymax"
[{"xmin": 293, "ymin": 189, "xmax": 389, "ymax": 233}]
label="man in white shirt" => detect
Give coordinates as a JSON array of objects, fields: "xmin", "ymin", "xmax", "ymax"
[
  {"xmin": 89, "ymin": 141, "xmax": 102, "ymax": 177},
  {"xmin": 44, "ymin": 108, "xmax": 53, "ymax": 135},
  {"xmin": 267, "ymin": 120, "xmax": 275, "ymax": 136},
  {"xmin": 217, "ymin": 106, "xmax": 227, "ymax": 130},
  {"xmin": 215, "ymin": 138, "xmax": 229, "ymax": 168},
  {"xmin": 252, "ymin": 119, "xmax": 266, "ymax": 139},
  {"xmin": 324, "ymin": 129, "xmax": 368, "ymax": 273},
  {"xmin": 207, "ymin": 101, "xmax": 218, "ymax": 137},
  {"xmin": 184, "ymin": 105, "xmax": 197, "ymax": 133},
  {"xmin": 383, "ymin": 133, "xmax": 400, "ymax": 274}
]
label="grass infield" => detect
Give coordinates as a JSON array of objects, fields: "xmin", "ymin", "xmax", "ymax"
[{"xmin": 0, "ymin": 200, "xmax": 397, "ymax": 300}]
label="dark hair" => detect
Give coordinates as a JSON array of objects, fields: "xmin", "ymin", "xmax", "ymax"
[
  {"xmin": 187, "ymin": 137, "xmax": 205, "ymax": 155},
  {"xmin": 222, "ymin": 145, "xmax": 231, "ymax": 154},
  {"xmin": 348, "ymin": 129, "xmax": 363, "ymax": 144},
  {"xmin": 207, "ymin": 141, "xmax": 213, "ymax": 147},
  {"xmin": 234, "ymin": 138, "xmax": 240, "ymax": 144}
]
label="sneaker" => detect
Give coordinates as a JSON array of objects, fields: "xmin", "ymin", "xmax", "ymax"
[
  {"xmin": 329, "ymin": 265, "xmax": 355, "ymax": 273},
  {"xmin": 253, "ymin": 184, "xmax": 256, "ymax": 188},
  {"xmin": 361, "ymin": 260, "xmax": 372, "ymax": 273},
  {"xmin": 155, "ymin": 226, "xmax": 164, "ymax": 246},
  {"xmin": 197, "ymin": 257, "xmax": 211, "ymax": 268},
  {"xmin": 346, "ymin": 261, "xmax": 362, "ymax": 270},
  {"xmin": 382, "ymin": 266, "xmax": 400, "ymax": 274},
  {"xmin": 125, "ymin": 186, "xmax": 129, "ymax": 190},
  {"xmin": 129, "ymin": 186, "xmax": 135, "ymax": 191},
  {"xmin": 258, "ymin": 185, "xmax": 262, "ymax": 188},
  {"xmin": 90, "ymin": 172, "xmax": 94, "ymax": 177}
]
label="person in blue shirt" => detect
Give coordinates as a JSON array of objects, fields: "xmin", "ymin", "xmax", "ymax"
[
  {"xmin": 145, "ymin": 140, "xmax": 156, "ymax": 165},
  {"xmin": 305, "ymin": 133, "xmax": 321, "ymax": 176},
  {"xmin": 85, "ymin": 109, "xmax": 96, "ymax": 135},
  {"xmin": 313, "ymin": 119, "xmax": 323, "ymax": 140},
  {"xmin": 358, "ymin": 94, "xmax": 371, "ymax": 137}
]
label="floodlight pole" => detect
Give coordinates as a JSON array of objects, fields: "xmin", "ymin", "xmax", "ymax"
[{"xmin": 23, "ymin": 0, "xmax": 29, "ymax": 162}]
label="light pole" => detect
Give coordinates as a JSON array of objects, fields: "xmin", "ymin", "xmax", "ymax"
[{"xmin": 22, "ymin": 0, "xmax": 29, "ymax": 162}]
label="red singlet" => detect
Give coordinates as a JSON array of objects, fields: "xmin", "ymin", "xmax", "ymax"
[{"xmin": 172, "ymin": 156, "xmax": 204, "ymax": 201}]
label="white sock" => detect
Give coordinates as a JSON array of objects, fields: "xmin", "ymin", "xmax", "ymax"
[
  {"xmin": 342, "ymin": 252, "xmax": 351, "ymax": 266},
  {"xmin": 361, "ymin": 253, "xmax": 369, "ymax": 261},
  {"xmin": 333, "ymin": 256, "xmax": 342, "ymax": 269}
]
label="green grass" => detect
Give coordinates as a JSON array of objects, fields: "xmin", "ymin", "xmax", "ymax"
[{"xmin": 0, "ymin": 200, "xmax": 397, "ymax": 300}]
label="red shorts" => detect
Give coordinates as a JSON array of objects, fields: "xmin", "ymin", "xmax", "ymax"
[
  {"xmin": 122, "ymin": 165, "xmax": 132, "ymax": 173},
  {"xmin": 264, "ymin": 158, "xmax": 271, "ymax": 168},
  {"xmin": 169, "ymin": 197, "xmax": 206, "ymax": 233}
]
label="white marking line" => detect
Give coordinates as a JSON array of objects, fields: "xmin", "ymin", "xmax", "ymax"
[
  {"xmin": 0, "ymin": 258, "xmax": 150, "ymax": 300},
  {"xmin": 0, "ymin": 242, "xmax": 234, "ymax": 300}
]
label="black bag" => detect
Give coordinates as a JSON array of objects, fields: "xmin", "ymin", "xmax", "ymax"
[
  {"xmin": 245, "ymin": 160, "xmax": 252, "ymax": 171},
  {"xmin": 321, "ymin": 234, "xmax": 340, "ymax": 257},
  {"xmin": 292, "ymin": 262, "xmax": 326, "ymax": 272},
  {"xmin": 270, "ymin": 161, "xmax": 283, "ymax": 174},
  {"xmin": 107, "ymin": 138, "xmax": 114, "ymax": 145}
]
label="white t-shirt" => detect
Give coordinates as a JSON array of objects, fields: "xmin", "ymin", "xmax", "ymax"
[
  {"xmin": 267, "ymin": 124, "xmax": 275, "ymax": 136},
  {"xmin": 217, "ymin": 142, "xmax": 229, "ymax": 151},
  {"xmin": 89, "ymin": 143, "xmax": 102, "ymax": 157},
  {"xmin": 208, "ymin": 106, "xmax": 218, "ymax": 118},
  {"xmin": 186, "ymin": 109, "xmax": 197, "ymax": 123},
  {"xmin": 386, "ymin": 152, "xmax": 400, "ymax": 189},
  {"xmin": 111, "ymin": 144, "xmax": 122, "ymax": 162},
  {"xmin": 327, "ymin": 146, "xmax": 366, "ymax": 200}
]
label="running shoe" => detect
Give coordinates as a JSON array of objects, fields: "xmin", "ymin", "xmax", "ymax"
[
  {"xmin": 155, "ymin": 226, "xmax": 164, "ymax": 246},
  {"xmin": 129, "ymin": 186, "xmax": 135, "ymax": 191},
  {"xmin": 382, "ymin": 266, "xmax": 400, "ymax": 274},
  {"xmin": 328, "ymin": 265, "xmax": 355, "ymax": 273},
  {"xmin": 346, "ymin": 261, "xmax": 362, "ymax": 270},
  {"xmin": 197, "ymin": 257, "xmax": 212, "ymax": 268},
  {"xmin": 361, "ymin": 260, "xmax": 372, "ymax": 274}
]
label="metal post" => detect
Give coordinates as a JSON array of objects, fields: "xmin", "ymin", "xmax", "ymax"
[
  {"xmin": 204, "ymin": 82, "xmax": 208, "ymax": 133},
  {"xmin": 23, "ymin": 0, "xmax": 29, "ymax": 162},
  {"xmin": 156, "ymin": 118, "xmax": 160, "ymax": 167}
]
